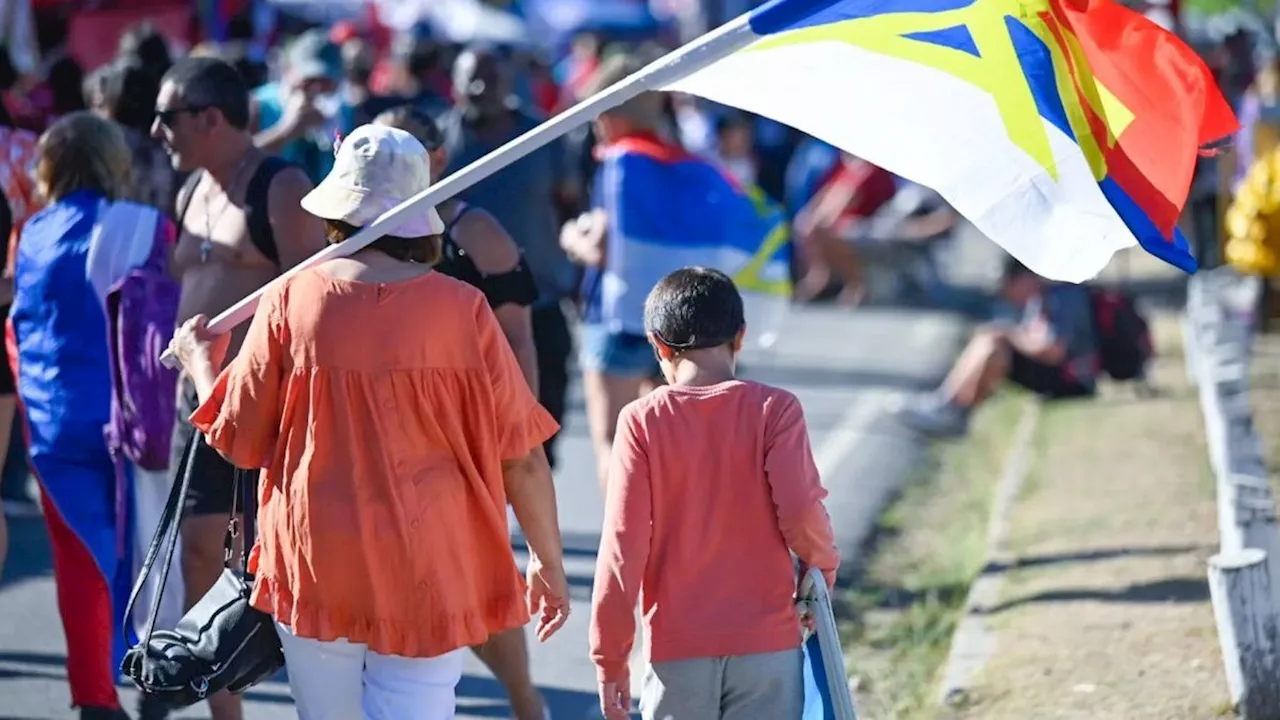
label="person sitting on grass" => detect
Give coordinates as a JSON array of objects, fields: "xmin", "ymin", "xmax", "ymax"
[
  {"xmin": 589, "ymin": 267, "xmax": 840, "ymax": 720},
  {"xmin": 894, "ymin": 257, "xmax": 1098, "ymax": 438}
]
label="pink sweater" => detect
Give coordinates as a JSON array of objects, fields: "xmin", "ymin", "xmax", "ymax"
[{"xmin": 589, "ymin": 380, "xmax": 840, "ymax": 683}]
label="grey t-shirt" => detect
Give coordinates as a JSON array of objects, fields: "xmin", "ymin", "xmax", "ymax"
[{"xmin": 439, "ymin": 109, "xmax": 578, "ymax": 308}]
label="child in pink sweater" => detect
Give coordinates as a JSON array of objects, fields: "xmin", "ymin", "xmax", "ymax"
[{"xmin": 589, "ymin": 267, "xmax": 841, "ymax": 720}]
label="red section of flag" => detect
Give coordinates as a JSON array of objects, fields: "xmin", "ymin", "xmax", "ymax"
[{"xmin": 1050, "ymin": 0, "xmax": 1237, "ymax": 238}]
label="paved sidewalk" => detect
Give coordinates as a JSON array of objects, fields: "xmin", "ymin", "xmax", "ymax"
[
  {"xmin": 0, "ymin": 226, "xmax": 1001, "ymax": 718},
  {"xmin": 946, "ymin": 266, "xmax": 1249, "ymax": 719}
]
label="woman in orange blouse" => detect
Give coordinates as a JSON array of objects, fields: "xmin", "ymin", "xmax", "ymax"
[{"xmin": 167, "ymin": 124, "xmax": 570, "ymax": 720}]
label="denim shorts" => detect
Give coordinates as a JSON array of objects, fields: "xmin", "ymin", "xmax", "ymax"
[{"xmin": 578, "ymin": 324, "xmax": 660, "ymax": 377}]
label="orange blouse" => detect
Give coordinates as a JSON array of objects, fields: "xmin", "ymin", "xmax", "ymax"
[{"xmin": 191, "ymin": 267, "xmax": 558, "ymax": 658}]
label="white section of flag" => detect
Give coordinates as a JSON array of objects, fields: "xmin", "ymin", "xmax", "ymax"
[{"xmin": 663, "ymin": 35, "xmax": 1138, "ymax": 283}]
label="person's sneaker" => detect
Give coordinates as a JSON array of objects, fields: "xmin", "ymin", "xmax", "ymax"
[{"xmin": 893, "ymin": 393, "xmax": 971, "ymax": 438}]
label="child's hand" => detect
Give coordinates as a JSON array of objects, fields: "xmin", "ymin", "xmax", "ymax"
[
  {"xmin": 800, "ymin": 607, "xmax": 817, "ymax": 633},
  {"xmin": 599, "ymin": 674, "xmax": 631, "ymax": 720},
  {"xmin": 798, "ymin": 562, "xmax": 837, "ymax": 592},
  {"xmin": 796, "ymin": 600, "xmax": 817, "ymax": 638}
]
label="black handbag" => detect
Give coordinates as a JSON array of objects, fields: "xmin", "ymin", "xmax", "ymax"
[{"xmin": 121, "ymin": 434, "xmax": 285, "ymax": 708}]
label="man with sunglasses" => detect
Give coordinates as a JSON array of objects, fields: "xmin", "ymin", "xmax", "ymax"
[{"xmin": 150, "ymin": 56, "xmax": 326, "ymax": 720}]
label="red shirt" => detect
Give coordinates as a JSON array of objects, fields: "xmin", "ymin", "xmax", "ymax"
[
  {"xmin": 822, "ymin": 157, "xmax": 898, "ymax": 223},
  {"xmin": 589, "ymin": 380, "xmax": 840, "ymax": 683}
]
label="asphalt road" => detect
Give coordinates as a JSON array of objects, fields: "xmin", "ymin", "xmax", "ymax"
[{"xmin": 0, "ymin": 226, "xmax": 1001, "ymax": 719}]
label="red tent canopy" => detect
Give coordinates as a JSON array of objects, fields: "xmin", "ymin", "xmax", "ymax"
[{"xmin": 64, "ymin": 1, "xmax": 194, "ymax": 72}]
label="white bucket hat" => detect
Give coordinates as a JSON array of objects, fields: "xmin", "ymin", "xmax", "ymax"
[{"xmin": 300, "ymin": 124, "xmax": 445, "ymax": 237}]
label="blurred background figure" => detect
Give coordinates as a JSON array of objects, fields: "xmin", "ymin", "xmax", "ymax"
[
  {"xmin": 554, "ymin": 31, "xmax": 600, "ymax": 111},
  {"xmin": 364, "ymin": 24, "xmax": 454, "ymax": 119},
  {"xmin": 338, "ymin": 34, "xmax": 378, "ymax": 124},
  {"xmin": 670, "ymin": 92, "xmax": 715, "ymax": 156},
  {"xmin": 116, "ymin": 21, "xmax": 173, "ymax": 88},
  {"xmin": 894, "ymin": 258, "xmax": 1099, "ymax": 438},
  {"xmin": 90, "ymin": 58, "xmax": 180, "ymax": 218},
  {"xmin": 710, "ymin": 111, "xmax": 757, "ymax": 189},
  {"xmin": 252, "ymin": 28, "xmax": 351, "ymax": 184},
  {"xmin": 558, "ymin": 53, "xmax": 677, "ymax": 488},
  {"xmin": 793, "ymin": 151, "xmax": 898, "ymax": 306},
  {"xmin": 0, "ymin": 45, "xmax": 39, "ymax": 523},
  {"xmin": 440, "ymin": 44, "xmax": 580, "ymax": 470}
]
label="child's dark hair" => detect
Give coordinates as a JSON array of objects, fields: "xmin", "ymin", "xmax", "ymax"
[{"xmin": 644, "ymin": 267, "xmax": 745, "ymax": 352}]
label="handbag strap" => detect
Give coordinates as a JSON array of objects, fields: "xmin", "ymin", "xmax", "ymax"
[
  {"xmin": 227, "ymin": 466, "xmax": 257, "ymax": 573},
  {"xmin": 123, "ymin": 435, "xmax": 257, "ymax": 652}
]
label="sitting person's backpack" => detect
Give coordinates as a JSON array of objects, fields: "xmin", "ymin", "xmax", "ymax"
[{"xmin": 1087, "ymin": 285, "xmax": 1153, "ymax": 382}]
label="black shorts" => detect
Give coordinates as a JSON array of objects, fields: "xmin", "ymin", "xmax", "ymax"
[
  {"xmin": 173, "ymin": 377, "xmax": 255, "ymax": 517},
  {"xmin": 1009, "ymin": 351, "xmax": 1095, "ymax": 400}
]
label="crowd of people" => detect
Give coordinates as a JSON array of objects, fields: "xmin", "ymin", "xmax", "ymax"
[{"xmin": 0, "ymin": 12, "xmax": 854, "ymax": 720}]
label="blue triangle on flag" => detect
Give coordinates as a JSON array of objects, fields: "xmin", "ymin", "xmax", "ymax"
[{"xmin": 902, "ymin": 25, "xmax": 981, "ymax": 58}]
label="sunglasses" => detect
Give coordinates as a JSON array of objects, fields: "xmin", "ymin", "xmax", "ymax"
[{"xmin": 154, "ymin": 105, "xmax": 209, "ymax": 127}]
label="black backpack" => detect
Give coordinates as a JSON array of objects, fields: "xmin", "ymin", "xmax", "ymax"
[
  {"xmin": 174, "ymin": 156, "xmax": 290, "ymax": 266},
  {"xmin": 1087, "ymin": 285, "xmax": 1153, "ymax": 381}
]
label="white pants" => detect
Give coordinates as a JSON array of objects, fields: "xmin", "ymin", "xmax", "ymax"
[{"xmin": 276, "ymin": 622, "xmax": 465, "ymax": 720}]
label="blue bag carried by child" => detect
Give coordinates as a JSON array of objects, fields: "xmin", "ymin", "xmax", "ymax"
[{"xmin": 799, "ymin": 568, "xmax": 859, "ymax": 720}]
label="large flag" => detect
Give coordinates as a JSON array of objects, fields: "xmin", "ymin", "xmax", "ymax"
[{"xmin": 664, "ymin": 0, "xmax": 1238, "ymax": 282}]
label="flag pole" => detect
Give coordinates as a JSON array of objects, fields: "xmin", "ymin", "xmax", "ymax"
[{"xmin": 160, "ymin": 15, "xmax": 758, "ymax": 368}]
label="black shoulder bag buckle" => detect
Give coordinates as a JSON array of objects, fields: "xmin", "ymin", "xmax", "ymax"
[{"xmin": 121, "ymin": 434, "xmax": 284, "ymax": 708}]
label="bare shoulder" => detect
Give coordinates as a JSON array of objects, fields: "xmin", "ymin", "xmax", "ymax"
[
  {"xmin": 452, "ymin": 207, "xmax": 521, "ymax": 274},
  {"xmin": 265, "ymin": 165, "xmax": 315, "ymax": 210},
  {"xmin": 265, "ymin": 163, "xmax": 327, "ymax": 263}
]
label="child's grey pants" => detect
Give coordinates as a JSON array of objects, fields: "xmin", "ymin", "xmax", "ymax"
[{"xmin": 639, "ymin": 648, "xmax": 804, "ymax": 720}]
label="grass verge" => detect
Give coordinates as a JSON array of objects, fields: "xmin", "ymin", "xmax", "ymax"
[{"xmin": 840, "ymin": 391, "xmax": 1028, "ymax": 720}]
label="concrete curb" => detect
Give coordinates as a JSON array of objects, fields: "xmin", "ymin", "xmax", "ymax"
[{"xmin": 936, "ymin": 398, "xmax": 1042, "ymax": 708}]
